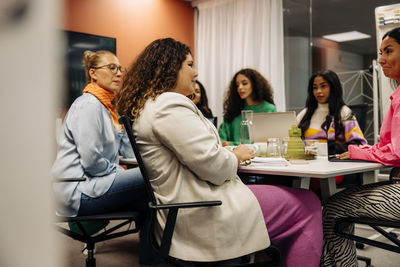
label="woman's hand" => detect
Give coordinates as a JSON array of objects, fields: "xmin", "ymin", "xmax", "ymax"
[
  {"xmin": 232, "ymin": 144, "xmax": 255, "ymax": 164},
  {"xmin": 222, "ymin": 141, "xmax": 231, "ymax": 147},
  {"xmin": 337, "ymin": 151, "xmax": 350, "ymax": 159}
]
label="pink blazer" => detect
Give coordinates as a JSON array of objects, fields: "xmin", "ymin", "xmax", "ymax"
[{"xmin": 349, "ymin": 85, "xmax": 400, "ymax": 167}]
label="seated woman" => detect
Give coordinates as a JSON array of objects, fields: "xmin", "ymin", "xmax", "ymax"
[
  {"xmin": 320, "ymin": 27, "xmax": 400, "ymax": 266},
  {"xmin": 192, "ymin": 80, "xmax": 214, "ymax": 119},
  {"xmin": 116, "ymin": 38, "xmax": 323, "ymax": 266},
  {"xmin": 297, "ymin": 70, "xmax": 367, "ymax": 187},
  {"xmin": 219, "ymin": 68, "xmax": 276, "ymax": 146},
  {"xmin": 52, "ymin": 50, "xmax": 155, "ymax": 264}
]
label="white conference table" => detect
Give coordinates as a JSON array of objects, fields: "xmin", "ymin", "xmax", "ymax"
[{"xmin": 238, "ymin": 156, "xmax": 387, "ymax": 203}]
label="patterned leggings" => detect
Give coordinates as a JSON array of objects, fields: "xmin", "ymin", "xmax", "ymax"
[{"xmin": 320, "ymin": 181, "xmax": 400, "ymax": 267}]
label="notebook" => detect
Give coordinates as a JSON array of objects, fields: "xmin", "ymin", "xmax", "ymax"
[
  {"xmin": 251, "ymin": 111, "xmax": 297, "ymax": 142},
  {"xmin": 251, "ymin": 157, "xmax": 289, "ymax": 166}
]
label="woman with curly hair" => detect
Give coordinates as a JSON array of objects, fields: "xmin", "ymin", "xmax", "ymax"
[
  {"xmin": 116, "ymin": 38, "xmax": 323, "ymax": 266},
  {"xmin": 218, "ymin": 68, "xmax": 276, "ymax": 146}
]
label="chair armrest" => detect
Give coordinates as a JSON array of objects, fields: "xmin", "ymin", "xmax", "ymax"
[
  {"xmin": 53, "ymin": 178, "xmax": 86, "ymax": 183},
  {"xmin": 149, "ymin": 200, "xmax": 222, "ymax": 258},
  {"xmin": 149, "ymin": 200, "xmax": 221, "ymax": 210},
  {"xmin": 390, "ymin": 167, "xmax": 400, "ymax": 183}
]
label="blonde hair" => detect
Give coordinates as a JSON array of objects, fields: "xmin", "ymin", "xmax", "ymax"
[{"xmin": 82, "ymin": 50, "xmax": 115, "ymax": 84}]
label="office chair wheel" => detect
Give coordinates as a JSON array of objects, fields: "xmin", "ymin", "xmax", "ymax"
[
  {"xmin": 357, "ymin": 255, "xmax": 372, "ymax": 267},
  {"xmin": 356, "ymin": 242, "xmax": 365, "ymax": 249}
]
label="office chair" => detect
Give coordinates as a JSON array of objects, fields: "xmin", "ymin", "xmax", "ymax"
[
  {"xmin": 212, "ymin": 116, "xmax": 218, "ymax": 128},
  {"xmin": 54, "ymin": 178, "xmax": 146, "ymax": 267},
  {"xmin": 338, "ymin": 104, "xmax": 397, "ymax": 266},
  {"xmin": 348, "ymin": 104, "xmax": 368, "ymax": 134},
  {"xmin": 337, "ymin": 103, "xmax": 368, "ymax": 189},
  {"xmin": 119, "ymin": 115, "xmax": 281, "ymax": 267},
  {"xmin": 334, "ymin": 167, "xmax": 400, "ymax": 267}
]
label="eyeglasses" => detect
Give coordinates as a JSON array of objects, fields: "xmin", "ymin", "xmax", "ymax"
[{"xmin": 92, "ymin": 63, "xmax": 126, "ymax": 74}]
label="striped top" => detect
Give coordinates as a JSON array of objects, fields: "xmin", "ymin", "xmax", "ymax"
[{"xmin": 296, "ymin": 103, "xmax": 367, "ymax": 145}]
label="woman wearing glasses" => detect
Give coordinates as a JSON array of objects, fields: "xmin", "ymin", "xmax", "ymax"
[{"xmin": 52, "ymin": 50, "xmax": 151, "ymax": 253}]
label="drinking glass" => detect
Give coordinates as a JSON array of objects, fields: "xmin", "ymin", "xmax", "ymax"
[
  {"xmin": 304, "ymin": 140, "xmax": 318, "ymax": 155},
  {"xmin": 240, "ymin": 110, "xmax": 254, "ymax": 144},
  {"xmin": 281, "ymin": 137, "xmax": 289, "ymax": 156},
  {"xmin": 267, "ymin": 137, "xmax": 281, "ymax": 157}
]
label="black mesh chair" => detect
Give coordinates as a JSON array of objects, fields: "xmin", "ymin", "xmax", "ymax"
[
  {"xmin": 211, "ymin": 116, "xmax": 218, "ymax": 128},
  {"xmin": 54, "ymin": 179, "xmax": 146, "ymax": 267},
  {"xmin": 334, "ymin": 167, "xmax": 400, "ymax": 267},
  {"xmin": 337, "ymin": 104, "xmax": 368, "ymax": 189},
  {"xmin": 119, "ymin": 115, "xmax": 281, "ymax": 267},
  {"xmin": 348, "ymin": 104, "xmax": 368, "ymax": 134}
]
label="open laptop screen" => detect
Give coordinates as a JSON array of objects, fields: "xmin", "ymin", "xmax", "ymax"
[{"xmin": 252, "ymin": 111, "xmax": 296, "ymax": 142}]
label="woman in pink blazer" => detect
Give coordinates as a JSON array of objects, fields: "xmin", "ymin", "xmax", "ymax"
[{"xmin": 321, "ymin": 27, "xmax": 400, "ymax": 266}]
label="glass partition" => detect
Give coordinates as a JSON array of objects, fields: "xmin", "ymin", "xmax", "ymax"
[{"xmin": 282, "ymin": 0, "xmax": 399, "ymax": 143}]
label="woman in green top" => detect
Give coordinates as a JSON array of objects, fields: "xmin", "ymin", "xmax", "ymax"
[{"xmin": 219, "ymin": 68, "xmax": 276, "ymax": 146}]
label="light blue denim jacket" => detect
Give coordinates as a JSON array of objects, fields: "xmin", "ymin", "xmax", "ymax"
[{"xmin": 52, "ymin": 93, "xmax": 134, "ymax": 216}]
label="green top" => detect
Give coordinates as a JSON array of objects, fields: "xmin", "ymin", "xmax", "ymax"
[{"xmin": 218, "ymin": 101, "xmax": 276, "ymax": 145}]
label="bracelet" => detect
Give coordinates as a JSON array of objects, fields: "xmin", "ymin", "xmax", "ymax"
[{"xmin": 241, "ymin": 159, "xmax": 251, "ymax": 166}]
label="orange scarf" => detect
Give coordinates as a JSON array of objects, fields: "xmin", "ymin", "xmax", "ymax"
[{"xmin": 82, "ymin": 83, "xmax": 122, "ymax": 130}]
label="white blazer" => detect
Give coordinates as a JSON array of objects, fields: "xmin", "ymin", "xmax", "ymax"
[{"xmin": 134, "ymin": 92, "xmax": 269, "ymax": 262}]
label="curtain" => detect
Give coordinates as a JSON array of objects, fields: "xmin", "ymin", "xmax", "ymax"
[{"xmin": 192, "ymin": 0, "xmax": 285, "ymax": 125}]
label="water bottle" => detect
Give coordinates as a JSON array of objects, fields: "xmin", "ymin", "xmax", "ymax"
[
  {"xmin": 240, "ymin": 110, "xmax": 253, "ymax": 144},
  {"xmin": 325, "ymin": 115, "xmax": 335, "ymax": 159}
]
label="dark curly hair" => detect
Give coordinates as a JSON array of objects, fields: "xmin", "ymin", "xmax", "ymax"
[
  {"xmin": 195, "ymin": 80, "xmax": 213, "ymax": 118},
  {"xmin": 222, "ymin": 68, "xmax": 274, "ymax": 123},
  {"xmin": 116, "ymin": 38, "xmax": 191, "ymax": 121},
  {"xmin": 298, "ymin": 70, "xmax": 351, "ymax": 140}
]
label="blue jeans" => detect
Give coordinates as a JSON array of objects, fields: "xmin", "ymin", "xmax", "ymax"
[
  {"xmin": 78, "ymin": 167, "xmax": 148, "ymax": 215},
  {"xmin": 78, "ymin": 167, "xmax": 162, "ymax": 265}
]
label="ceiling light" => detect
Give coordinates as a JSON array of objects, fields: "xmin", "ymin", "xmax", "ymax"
[{"xmin": 322, "ymin": 31, "xmax": 371, "ymax": 42}]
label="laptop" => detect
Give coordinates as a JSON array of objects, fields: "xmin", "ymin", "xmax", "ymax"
[{"xmin": 251, "ymin": 111, "xmax": 296, "ymax": 142}]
